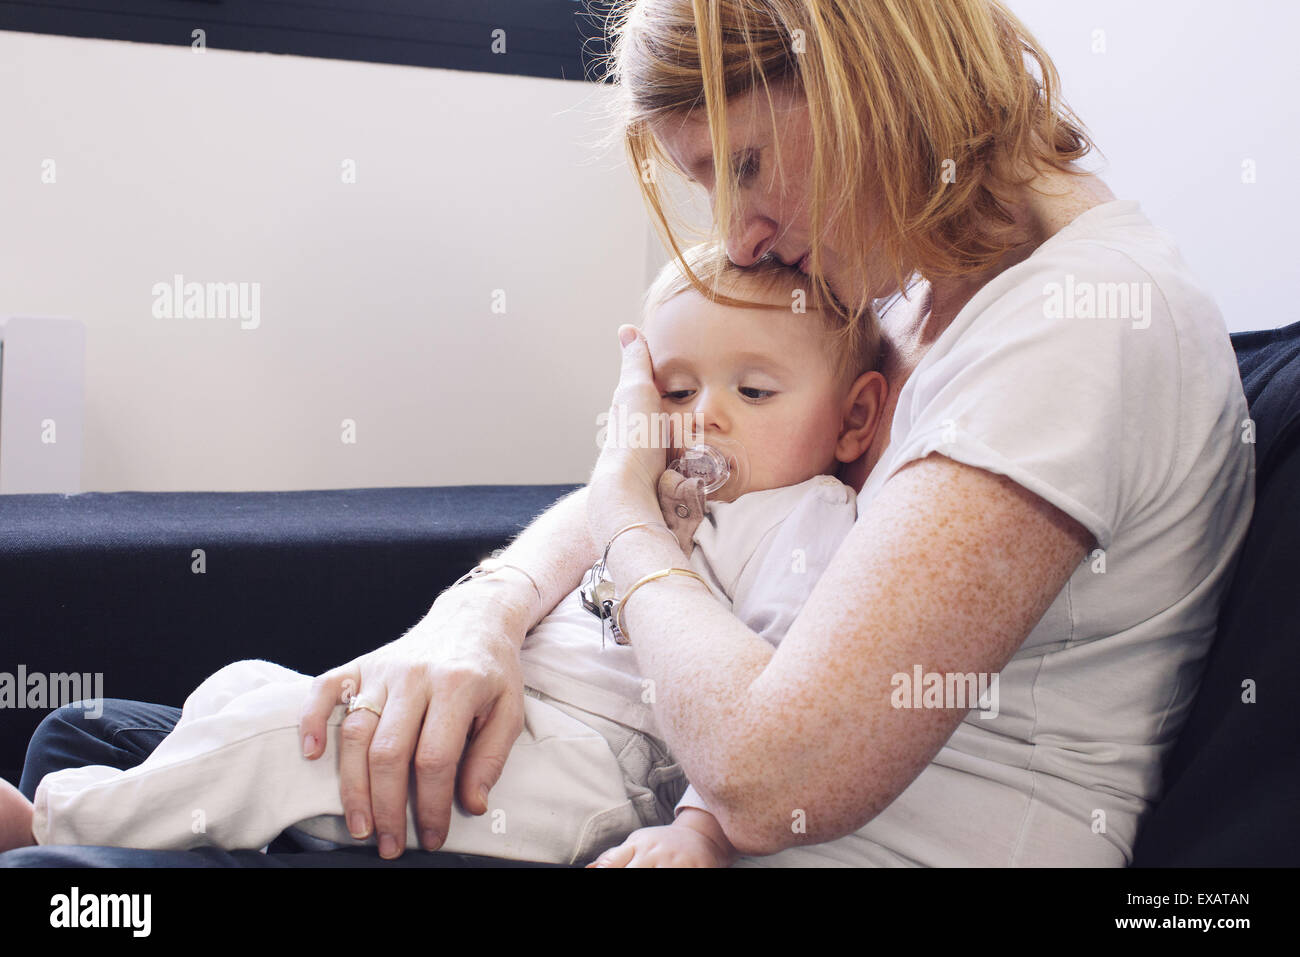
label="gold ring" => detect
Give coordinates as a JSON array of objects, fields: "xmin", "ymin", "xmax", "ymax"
[{"xmin": 345, "ymin": 696, "xmax": 379, "ymax": 717}]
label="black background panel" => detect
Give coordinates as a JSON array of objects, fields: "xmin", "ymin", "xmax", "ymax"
[{"xmin": 0, "ymin": 1, "xmax": 615, "ymax": 82}]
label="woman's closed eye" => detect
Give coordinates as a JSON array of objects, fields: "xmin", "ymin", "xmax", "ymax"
[{"xmin": 733, "ymin": 149, "xmax": 760, "ymax": 186}]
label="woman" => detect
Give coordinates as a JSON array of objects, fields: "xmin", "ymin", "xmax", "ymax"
[
  {"xmin": 13, "ymin": 0, "xmax": 1253, "ymax": 867},
  {"xmin": 294, "ymin": 0, "xmax": 1252, "ymax": 867}
]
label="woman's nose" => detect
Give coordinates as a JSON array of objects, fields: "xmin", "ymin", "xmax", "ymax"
[{"xmin": 722, "ymin": 204, "xmax": 776, "ymax": 268}]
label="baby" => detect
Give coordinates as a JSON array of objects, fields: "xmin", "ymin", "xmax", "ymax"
[
  {"xmin": 0, "ymin": 241, "xmax": 887, "ymax": 867},
  {"xmin": 580, "ymin": 240, "xmax": 888, "ymax": 866}
]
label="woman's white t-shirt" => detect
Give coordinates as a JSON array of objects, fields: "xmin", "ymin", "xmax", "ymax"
[{"xmin": 734, "ymin": 199, "xmax": 1256, "ymax": 867}]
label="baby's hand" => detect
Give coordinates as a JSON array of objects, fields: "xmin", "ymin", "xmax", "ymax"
[{"xmin": 586, "ymin": 810, "xmax": 736, "ymax": 868}]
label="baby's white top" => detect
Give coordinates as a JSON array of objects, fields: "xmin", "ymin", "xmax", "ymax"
[{"xmin": 520, "ymin": 473, "xmax": 858, "ymax": 741}]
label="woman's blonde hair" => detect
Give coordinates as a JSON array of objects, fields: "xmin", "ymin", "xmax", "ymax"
[
  {"xmin": 643, "ymin": 240, "xmax": 881, "ymax": 386},
  {"xmin": 598, "ymin": 0, "xmax": 1100, "ymax": 340}
]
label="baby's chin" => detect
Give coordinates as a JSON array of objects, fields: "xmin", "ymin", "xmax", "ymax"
[
  {"xmin": 667, "ymin": 446, "xmax": 792, "ymax": 502},
  {"xmin": 708, "ymin": 481, "xmax": 745, "ymax": 504},
  {"xmin": 710, "ymin": 466, "xmax": 840, "ymax": 502}
]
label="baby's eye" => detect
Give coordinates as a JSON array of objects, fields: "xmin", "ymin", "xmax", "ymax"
[
  {"xmin": 740, "ymin": 387, "xmax": 775, "ymax": 400},
  {"xmin": 662, "ymin": 390, "xmax": 694, "ymax": 402}
]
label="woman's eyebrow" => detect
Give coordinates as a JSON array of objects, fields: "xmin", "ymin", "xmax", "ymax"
[{"xmin": 686, "ymin": 152, "xmax": 712, "ymax": 179}]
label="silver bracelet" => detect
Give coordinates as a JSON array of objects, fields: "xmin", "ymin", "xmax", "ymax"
[
  {"xmin": 579, "ymin": 522, "xmax": 677, "ymax": 646},
  {"xmin": 450, "ymin": 556, "xmax": 542, "ymax": 605}
]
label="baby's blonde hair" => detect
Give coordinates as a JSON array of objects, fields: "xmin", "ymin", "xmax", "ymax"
[{"xmin": 642, "ymin": 241, "xmax": 881, "ymax": 389}]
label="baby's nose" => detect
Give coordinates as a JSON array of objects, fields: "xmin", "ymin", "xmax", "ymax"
[{"xmin": 684, "ymin": 407, "xmax": 726, "ymax": 444}]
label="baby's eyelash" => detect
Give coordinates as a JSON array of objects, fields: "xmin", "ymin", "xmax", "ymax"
[{"xmin": 661, "ymin": 388, "xmax": 775, "ymax": 401}]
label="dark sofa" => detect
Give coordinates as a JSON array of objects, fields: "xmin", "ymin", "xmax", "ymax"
[{"xmin": 2, "ymin": 321, "xmax": 1298, "ymax": 867}]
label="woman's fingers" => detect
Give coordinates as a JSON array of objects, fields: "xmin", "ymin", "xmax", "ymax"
[
  {"xmin": 298, "ymin": 667, "xmax": 360, "ymax": 760},
  {"xmin": 611, "ymin": 325, "xmax": 658, "ymax": 412},
  {"xmin": 338, "ymin": 679, "xmax": 391, "ymax": 847},
  {"xmin": 454, "ymin": 691, "xmax": 525, "ymax": 817},
  {"xmin": 594, "ymin": 325, "xmax": 669, "ymax": 495},
  {"xmin": 337, "ymin": 704, "xmax": 379, "ymax": 843},
  {"xmin": 408, "ymin": 680, "xmax": 486, "ymax": 851},
  {"xmin": 361, "ymin": 681, "xmax": 423, "ymax": 859}
]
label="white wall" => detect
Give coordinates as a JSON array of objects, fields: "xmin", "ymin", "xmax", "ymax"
[
  {"xmin": 0, "ymin": 31, "xmax": 648, "ymax": 492},
  {"xmin": 1008, "ymin": 0, "xmax": 1298, "ymax": 333}
]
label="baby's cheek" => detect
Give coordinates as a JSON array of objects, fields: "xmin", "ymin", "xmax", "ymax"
[
  {"xmin": 754, "ymin": 422, "xmax": 802, "ymax": 483},
  {"xmin": 781, "ymin": 420, "xmax": 836, "ymax": 480}
]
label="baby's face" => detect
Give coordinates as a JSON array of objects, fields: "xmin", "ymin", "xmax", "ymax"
[{"xmin": 644, "ymin": 286, "xmax": 853, "ymax": 503}]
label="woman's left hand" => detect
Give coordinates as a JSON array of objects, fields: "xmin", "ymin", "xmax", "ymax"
[{"xmin": 586, "ymin": 324, "xmax": 674, "ymax": 545}]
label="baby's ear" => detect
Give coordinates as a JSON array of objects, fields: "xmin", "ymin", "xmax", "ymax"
[{"xmin": 836, "ymin": 371, "xmax": 889, "ymax": 463}]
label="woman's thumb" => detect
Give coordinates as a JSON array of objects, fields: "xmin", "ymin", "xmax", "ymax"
[{"xmin": 618, "ymin": 324, "xmax": 639, "ymax": 349}]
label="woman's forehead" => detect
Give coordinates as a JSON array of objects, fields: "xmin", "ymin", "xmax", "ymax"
[
  {"xmin": 650, "ymin": 115, "xmax": 717, "ymax": 179},
  {"xmin": 651, "ymin": 87, "xmax": 789, "ymax": 178}
]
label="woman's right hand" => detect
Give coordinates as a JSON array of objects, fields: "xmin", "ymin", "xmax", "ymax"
[{"xmin": 296, "ymin": 581, "xmax": 528, "ymax": 859}]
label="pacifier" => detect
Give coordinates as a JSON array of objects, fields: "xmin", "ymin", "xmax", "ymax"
[{"xmin": 667, "ymin": 434, "xmax": 749, "ymax": 499}]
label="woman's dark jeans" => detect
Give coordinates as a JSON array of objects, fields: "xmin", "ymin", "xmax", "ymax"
[
  {"xmin": 2, "ymin": 700, "xmax": 548, "ymax": 867},
  {"xmin": 17, "ymin": 699, "xmax": 179, "ymax": 802}
]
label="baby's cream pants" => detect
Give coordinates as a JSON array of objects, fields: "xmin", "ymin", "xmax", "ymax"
[{"xmin": 32, "ymin": 659, "xmax": 685, "ymax": 865}]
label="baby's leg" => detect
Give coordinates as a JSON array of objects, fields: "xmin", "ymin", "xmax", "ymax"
[
  {"xmin": 32, "ymin": 661, "xmax": 649, "ymax": 863},
  {"xmin": 32, "ymin": 659, "xmax": 355, "ymax": 851}
]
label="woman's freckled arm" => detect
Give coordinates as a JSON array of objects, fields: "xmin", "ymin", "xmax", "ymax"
[{"xmin": 606, "ymin": 452, "xmax": 1093, "ymax": 856}]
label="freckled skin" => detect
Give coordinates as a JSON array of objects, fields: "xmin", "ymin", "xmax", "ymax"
[
  {"xmin": 585, "ymin": 73, "xmax": 1118, "ymax": 856},
  {"xmin": 608, "ymin": 442, "xmax": 1092, "ymax": 854}
]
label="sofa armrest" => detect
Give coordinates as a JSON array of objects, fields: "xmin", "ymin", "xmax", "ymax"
[{"xmin": 0, "ymin": 483, "xmax": 581, "ymax": 784}]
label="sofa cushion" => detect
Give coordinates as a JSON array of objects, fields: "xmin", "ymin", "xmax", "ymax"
[
  {"xmin": 1231, "ymin": 320, "xmax": 1300, "ymax": 485},
  {"xmin": 0, "ymin": 483, "xmax": 581, "ymax": 785},
  {"xmin": 1131, "ymin": 320, "xmax": 1300, "ymax": 865}
]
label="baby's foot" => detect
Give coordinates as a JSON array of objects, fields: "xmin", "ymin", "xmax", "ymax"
[{"xmin": 0, "ymin": 778, "xmax": 37, "ymax": 851}]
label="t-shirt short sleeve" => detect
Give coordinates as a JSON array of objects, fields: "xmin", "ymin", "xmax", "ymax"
[{"xmin": 873, "ymin": 245, "xmax": 1184, "ymax": 552}]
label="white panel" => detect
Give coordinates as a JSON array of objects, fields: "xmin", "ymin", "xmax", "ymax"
[{"xmin": 0, "ymin": 317, "xmax": 86, "ymax": 494}]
